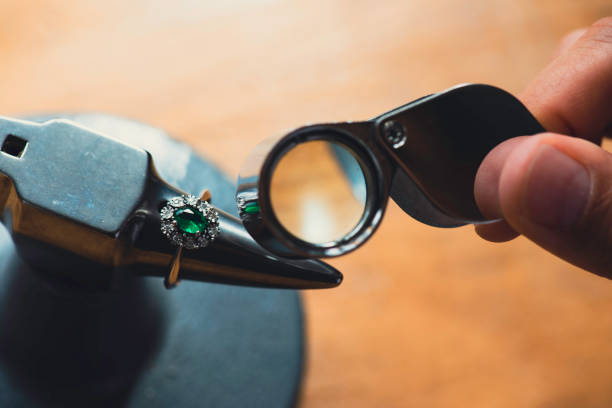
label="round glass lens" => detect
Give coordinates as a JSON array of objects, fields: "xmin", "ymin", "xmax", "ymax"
[{"xmin": 269, "ymin": 140, "xmax": 367, "ymax": 244}]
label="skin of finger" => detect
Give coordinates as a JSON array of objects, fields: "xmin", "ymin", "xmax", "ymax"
[
  {"xmin": 474, "ymin": 220, "xmax": 519, "ymax": 242},
  {"xmin": 475, "ymin": 136, "xmax": 531, "ymax": 219},
  {"xmin": 473, "ymin": 137, "xmax": 528, "ymax": 242},
  {"xmin": 520, "ymin": 17, "xmax": 612, "ymax": 142},
  {"xmin": 474, "ymin": 19, "xmax": 612, "ymax": 247},
  {"xmin": 497, "ymin": 133, "xmax": 612, "ymax": 277},
  {"xmin": 550, "ymin": 27, "xmax": 587, "ymax": 60}
]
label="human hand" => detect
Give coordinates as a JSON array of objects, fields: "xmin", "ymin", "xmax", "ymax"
[{"xmin": 474, "ymin": 17, "xmax": 612, "ymax": 278}]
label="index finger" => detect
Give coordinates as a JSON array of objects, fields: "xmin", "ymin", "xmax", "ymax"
[{"xmin": 519, "ymin": 17, "xmax": 612, "ymax": 143}]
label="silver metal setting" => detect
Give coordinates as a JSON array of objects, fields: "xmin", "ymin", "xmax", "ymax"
[{"xmin": 160, "ymin": 194, "xmax": 220, "ymax": 250}]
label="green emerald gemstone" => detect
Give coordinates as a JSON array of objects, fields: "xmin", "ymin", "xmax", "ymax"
[
  {"xmin": 244, "ymin": 202, "xmax": 260, "ymax": 214},
  {"xmin": 174, "ymin": 207, "xmax": 208, "ymax": 234}
]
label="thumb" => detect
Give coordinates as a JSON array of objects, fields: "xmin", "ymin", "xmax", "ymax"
[{"xmin": 477, "ymin": 132, "xmax": 612, "ymax": 278}]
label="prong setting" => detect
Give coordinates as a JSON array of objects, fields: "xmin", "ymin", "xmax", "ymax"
[{"xmin": 160, "ymin": 194, "xmax": 220, "ymax": 250}]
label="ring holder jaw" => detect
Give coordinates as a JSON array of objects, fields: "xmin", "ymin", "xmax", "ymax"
[
  {"xmin": 0, "ymin": 114, "xmax": 305, "ymax": 407},
  {"xmin": 0, "ymin": 115, "xmax": 341, "ymax": 290}
]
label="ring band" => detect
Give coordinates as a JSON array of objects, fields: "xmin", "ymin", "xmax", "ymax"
[{"xmin": 160, "ymin": 191, "xmax": 220, "ymax": 288}]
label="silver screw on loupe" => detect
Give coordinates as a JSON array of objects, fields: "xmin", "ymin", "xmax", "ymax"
[{"xmin": 382, "ymin": 120, "xmax": 407, "ymax": 149}]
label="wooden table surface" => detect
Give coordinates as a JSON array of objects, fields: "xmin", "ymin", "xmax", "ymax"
[{"xmin": 1, "ymin": 1, "xmax": 611, "ymax": 406}]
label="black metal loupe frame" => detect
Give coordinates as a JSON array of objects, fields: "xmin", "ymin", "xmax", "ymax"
[{"xmin": 236, "ymin": 84, "xmax": 545, "ymax": 259}]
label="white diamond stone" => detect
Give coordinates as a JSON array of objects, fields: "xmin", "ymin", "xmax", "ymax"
[
  {"xmin": 170, "ymin": 233, "xmax": 183, "ymax": 245},
  {"xmin": 161, "ymin": 221, "xmax": 175, "ymax": 235},
  {"xmin": 170, "ymin": 197, "xmax": 185, "ymax": 207},
  {"xmin": 161, "ymin": 206, "xmax": 173, "ymax": 220},
  {"xmin": 197, "ymin": 236, "xmax": 209, "ymax": 247},
  {"xmin": 209, "ymin": 227, "xmax": 219, "ymax": 238},
  {"xmin": 183, "ymin": 237, "xmax": 198, "ymax": 250},
  {"xmin": 185, "ymin": 195, "xmax": 198, "ymax": 206}
]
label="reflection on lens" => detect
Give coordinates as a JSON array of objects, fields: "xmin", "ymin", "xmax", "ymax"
[{"xmin": 270, "ymin": 140, "xmax": 367, "ymax": 244}]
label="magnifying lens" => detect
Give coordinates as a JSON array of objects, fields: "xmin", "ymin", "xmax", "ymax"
[{"xmin": 236, "ymin": 84, "xmax": 545, "ymax": 259}]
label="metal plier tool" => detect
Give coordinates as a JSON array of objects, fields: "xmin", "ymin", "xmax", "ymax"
[{"xmin": 0, "ymin": 116, "xmax": 342, "ymax": 290}]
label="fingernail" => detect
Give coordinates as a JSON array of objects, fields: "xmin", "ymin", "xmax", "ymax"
[{"xmin": 525, "ymin": 144, "xmax": 590, "ymax": 228}]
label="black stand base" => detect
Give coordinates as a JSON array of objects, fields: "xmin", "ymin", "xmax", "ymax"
[{"xmin": 0, "ymin": 114, "xmax": 304, "ymax": 407}]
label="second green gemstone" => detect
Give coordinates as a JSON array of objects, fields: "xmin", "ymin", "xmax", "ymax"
[
  {"xmin": 174, "ymin": 207, "xmax": 208, "ymax": 234},
  {"xmin": 244, "ymin": 202, "xmax": 260, "ymax": 214}
]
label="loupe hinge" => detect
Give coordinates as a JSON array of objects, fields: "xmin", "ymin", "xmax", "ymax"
[{"xmin": 381, "ymin": 119, "xmax": 407, "ymax": 150}]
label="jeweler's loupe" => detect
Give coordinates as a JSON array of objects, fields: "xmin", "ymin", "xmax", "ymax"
[{"xmin": 236, "ymin": 84, "xmax": 544, "ymax": 259}]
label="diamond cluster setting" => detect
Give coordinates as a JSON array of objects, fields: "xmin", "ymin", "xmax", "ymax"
[
  {"xmin": 236, "ymin": 196, "xmax": 261, "ymax": 217},
  {"xmin": 160, "ymin": 195, "xmax": 220, "ymax": 250}
]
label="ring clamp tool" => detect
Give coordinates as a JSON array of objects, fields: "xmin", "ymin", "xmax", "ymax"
[{"xmin": 0, "ymin": 116, "xmax": 342, "ymax": 290}]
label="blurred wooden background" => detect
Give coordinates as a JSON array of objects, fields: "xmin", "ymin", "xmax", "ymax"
[{"xmin": 1, "ymin": 0, "xmax": 611, "ymax": 406}]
